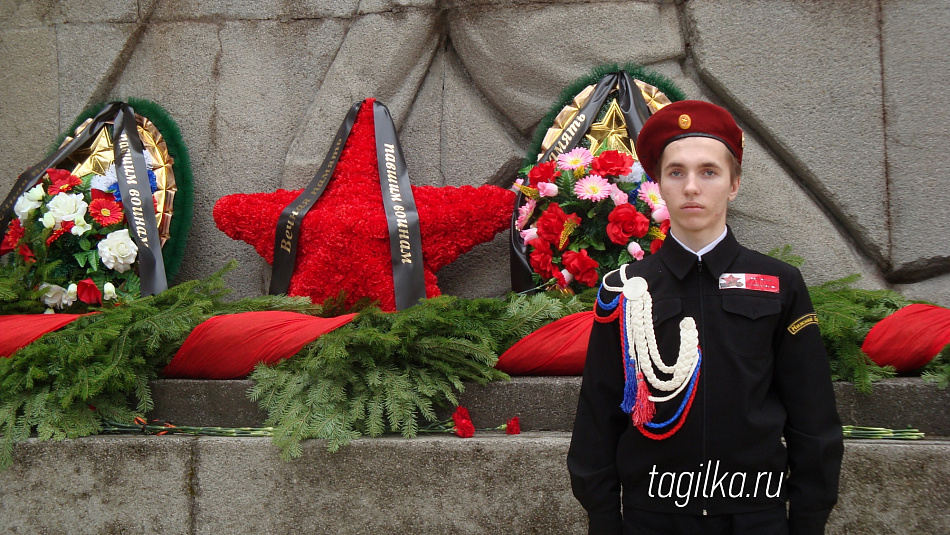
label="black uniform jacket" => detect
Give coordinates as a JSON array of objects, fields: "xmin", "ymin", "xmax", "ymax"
[{"xmin": 567, "ymin": 229, "xmax": 843, "ymax": 535}]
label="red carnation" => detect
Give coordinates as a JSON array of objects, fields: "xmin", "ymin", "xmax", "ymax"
[
  {"xmin": 528, "ymin": 161, "xmax": 558, "ymax": 184},
  {"xmin": 76, "ymin": 278, "xmax": 102, "ymax": 305},
  {"xmin": 591, "ymin": 150, "xmax": 635, "ymax": 177},
  {"xmin": 505, "ymin": 417, "xmax": 521, "ymax": 435},
  {"xmin": 528, "ymin": 239, "xmax": 559, "ymax": 280},
  {"xmin": 46, "ymin": 168, "xmax": 83, "ymax": 195},
  {"xmin": 18, "ymin": 243, "xmax": 35, "ymax": 264},
  {"xmin": 660, "ymin": 219, "xmax": 671, "ymax": 237},
  {"xmin": 451, "ymin": 406, "xmax": 475, "ymax": 438},
  {"xmin": 650, "ymin": 238, "xmax": 665, "ymax": 254},
  {"xmin": 1, "ymin": 219, "xmax": 24, "ymax": 255},
  {"xmin": 536, "ymin": 204, "xmax": 580, "ymax": 250},
  {"xmin": 562, "ymin": 249, "xmax": 600, "ymax": 287},
  {"xmin": 45, "ymin": 221, "xmax": 75, "ymax": 247},
  {"xmin": 606, "ymin": 204, "xmax": 650, "ymax": 245}
]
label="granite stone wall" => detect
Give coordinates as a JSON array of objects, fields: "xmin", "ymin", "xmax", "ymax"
[{"xmin": 1, "ymin": 0, "xmax": 947, "ymax": 304}]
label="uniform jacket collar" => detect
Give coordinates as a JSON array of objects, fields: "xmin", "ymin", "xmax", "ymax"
[{"xmin": 658, "ymin": 226, "xmax": 742, "ymax": 280}]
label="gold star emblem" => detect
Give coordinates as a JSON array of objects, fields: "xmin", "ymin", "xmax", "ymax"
[
  {"xmin": 585, "ymin": 98, "xmax": 635, "ymax": 157},
  {"xmin": 68, "ymin": 127, "xmax": 115, "ymax": 178},
  {"xmin": 678, "ymin": 114, "xmax": 691, "ymax": 130}
]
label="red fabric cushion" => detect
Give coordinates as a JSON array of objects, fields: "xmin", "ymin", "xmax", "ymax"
[
  {"xmin": 861, "ymin": 304, "xmax": 950, "ymax": 372},
  {"xmin": 496, "ymin": 311, "xmax": 593, "ymax": 375},
  {"xmin": 163, "ymin": 311, "xmax": 356, "ymax": 379},
  {"xmin": 0, "ymin": 314, "xmax": 86, "ymax": 357}
]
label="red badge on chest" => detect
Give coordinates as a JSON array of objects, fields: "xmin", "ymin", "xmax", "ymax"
[{"xmin": 719, "ymin": 273, "xmax": 780, "ymax": 293}]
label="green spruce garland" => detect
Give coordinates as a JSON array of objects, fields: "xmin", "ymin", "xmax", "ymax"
[
  {"xmin": 249, "ymin": 292, "xmax": 585, "ymax": 459},
  {"xmin": 0, "ymin": 262, "xmax": 318, "ymax": 469},
  {"xmin": 0, "ymin": 250, "xmax": 946, "ymax": 468}
]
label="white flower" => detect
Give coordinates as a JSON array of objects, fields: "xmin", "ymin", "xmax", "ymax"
[
  {"xmin": 13, "ymin": 185, "xmax": 45, "ymax": 222},
  {"xmin": 103, "ymin": 282, "xmax": 117, "ymax": 301},
  {"xmin": 71, "ymin": 217, "xmax": 93, "ymax": 236},
  {"xmin": 25, "ymin": 184, "xmax": 45, "ymax": 202},
  {"xmin": 97, "ymin": 229, "xmax": 138, "ymax": 273},
  {"xmin": 40, "ymin": 283, "xmax": 75, "ymax": 309},
  {"xmin": 41, "ymin": 212, "xmax": 57, "ymax": 229},
  {"xmin": 66, "ymin": 283, "xmax": 78, "ymax": 301},
  {"xmin": 45, "ymin": 192, "xmax": 88, "ymax": 225},
  {"xmin": 90, "ymin": 171, "xmax": 117, "ymax": 192},
  {"xmin": 617, "ymin": 161, "xmax": 646, "ymax": 183}
]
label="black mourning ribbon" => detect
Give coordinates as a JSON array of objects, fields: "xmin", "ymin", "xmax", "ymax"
[
  {"xmin": 1, "ymin": 101, "xmax": 167, "ymax": 296},
  {"xmin": 270, "ymin": 100, "xmax": 426, "ymax": 311},
  {"xmin": 509, "ymin": 71, "xmax": 653, "ymax": 293}
]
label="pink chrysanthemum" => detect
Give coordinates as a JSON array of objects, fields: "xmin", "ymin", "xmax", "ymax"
[
  {"xmin": 574, "ymin": 174, "xmax": 611, "ymax": 201},
  {"xmin": 557, "ymin": 147, "xmax": 593, "ymax": 170},
  {"xmin": 516, "ymin": 198, "xmax": 537, "ymax": 230},
  {"xmin": 638, "ymin": 180, "xmax": 664, "ymax": 208}
]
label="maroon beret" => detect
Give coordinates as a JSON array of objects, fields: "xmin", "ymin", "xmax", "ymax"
[{"xmin": 635, "ymin": 100, "xmax": 743, "ymax": 178}]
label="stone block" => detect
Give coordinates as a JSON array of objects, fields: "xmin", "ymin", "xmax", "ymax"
[
  {"xmin": 103, "ymin": 19, "xmax": 345, "ymax": 296},
  {"xmin": 140, "ymin": 0, "xmax": 359, "ymax": 21},
  {"xmin": 448, "ymin": 1, "xmax": 684, "ymax": 135},
  {"xmin": 0, "ymin": 27, "xmax": 59, "ymax": 191},
  {"xmin": 897, "ymin": 273, "xmax": 950, "ymax": 308},
  {"xmin": 0, "ymin": 436, "xmax": 194, "ymax": 534},
  {"xmin": 193, "ymin": 434, "xmax": 587, "ymax": 534},
  {"xmin": 0, "ymin": 0, "xmax": 138, "ymax": 26},
  {"xmin": 358, "ymin": 0, "xmax": 438, "ymax": 13},
  {"xmin": 282, "ymin": 10, "xmax": 440, "ymax": 190},
  {"xmin": 147, "ymin": 377, "xmax": 950, "ymax": 438},
  {"xmin": 830, "ymin": 441, "xmax": 950, "ymax": 534},
  {"xmin": 686, "ymin": 0, "xmax": 889, "ymax": 267},
  {"xmin": 150, "ymin": 379, "xmax": 268, "ymax": 428},
  {"xmin": 55, "ymin": 22, "xmax": 138, "ymax": 130},
  {"xmin": 881, "ymin": 0, "xmax": 950, "ymax": 276},
  {"xmin": 729, "ymin": 131, "xmax": 881, "ymax": 287}
]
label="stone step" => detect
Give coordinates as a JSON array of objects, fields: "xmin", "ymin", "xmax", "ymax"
[
  {"xmin": 1, "ymin": 434, "xmax": 947, "ymax": 534},
  {"xmin": 148, "ymin": 377, "xmax": 950, "ymax": 436}
]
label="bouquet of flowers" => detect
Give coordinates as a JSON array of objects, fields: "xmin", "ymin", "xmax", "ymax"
[
  {"xmin": 513, "ymin": 147, "xmax": 671, "ymax": 290},
  {"xmin": 1, "ymin": 162, "xmax": 160, "ymax": 312}
]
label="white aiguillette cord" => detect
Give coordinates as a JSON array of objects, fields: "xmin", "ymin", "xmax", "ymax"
[{"xmin": 602, "ymin": 268, "xmax": 700, "ymax": 403}]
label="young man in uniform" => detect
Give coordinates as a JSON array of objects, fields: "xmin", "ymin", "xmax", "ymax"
[{"xmin": 567, "ymin": 100, "xmax": 843, "ymax": 535}]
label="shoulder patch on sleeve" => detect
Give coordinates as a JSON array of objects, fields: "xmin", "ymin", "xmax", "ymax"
[{"xmin": 788, "ymin": 313, "xmax": 819, "ymax": 335}]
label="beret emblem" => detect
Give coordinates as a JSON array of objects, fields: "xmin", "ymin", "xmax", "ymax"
[{"xmin": 678, "ymin": 114, "xmax": 691, "ymax": 129}]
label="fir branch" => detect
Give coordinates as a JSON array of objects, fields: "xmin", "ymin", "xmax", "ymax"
[
  {"xmin": 0, "ymin": 261, "xmax": 321, "ymax": 469},
  {"xmin": 921, "ymin": 344, "xmax": 950, "ymax": 388}
]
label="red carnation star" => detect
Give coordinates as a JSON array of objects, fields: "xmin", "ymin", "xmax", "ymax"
[
  {"xmin": 90, "ymin": 198, "xmax": 125, "ymax": 226},
  {"xmin": 1, "ymin": 218, "xmax": 25, "ymax": 255},
  {"xmin": 213, "ymin": 99, "xmax": 516, "ymax": 312},
  {"xmin": 46, "ymin": 168, "xmax": 83, "ymax": 195}
]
